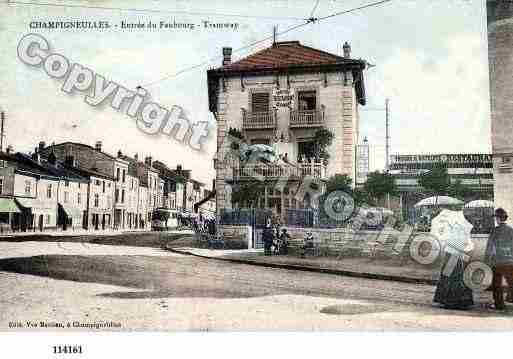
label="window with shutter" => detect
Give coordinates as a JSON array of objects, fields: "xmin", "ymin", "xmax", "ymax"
[
  {"xmin": 251, "ymin": 92, "xmax": 270, "ymax": 113},
  {"xmin": 298, "ymin": 91, "xmax": 316, "ymax": 111}
]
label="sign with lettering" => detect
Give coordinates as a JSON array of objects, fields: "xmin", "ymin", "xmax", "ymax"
[
  {"xmin": 272, "ymin": 88, "xmax": 294, "ymax": 108},
  {"xmin": 390, "ymin": 154, "xmax": 492, "ymax": 164}
]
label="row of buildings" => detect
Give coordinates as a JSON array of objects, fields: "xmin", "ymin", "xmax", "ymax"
[{"xmin": 0, "ymin": 141, "xmax": 215, "ymax": 233}]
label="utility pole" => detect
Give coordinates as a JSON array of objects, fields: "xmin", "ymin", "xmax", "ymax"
[
  {"xmin": 385, "ymin": 99, "xmax": 391, "ymax": 210},
  {"xmin": 0, "ymin": 110, "xmax": 5, "ymax": 153},
  {"xmin": 272, "ymin": 25, "xmax": 277, "ymax": 46},
  {"xmin": 385, "ymin": 98, "xmax": 390, "ymax": 171}
]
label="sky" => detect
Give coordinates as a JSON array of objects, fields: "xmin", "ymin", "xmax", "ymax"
[{"xmin": 0, "ymin": 0, "xmax": 491, "ymax": 185}]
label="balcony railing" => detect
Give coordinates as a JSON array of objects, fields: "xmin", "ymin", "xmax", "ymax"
[
  {"xmin": 242, "ymin": 109, "xmax": 276, "ymax": 130},
  {"xmin": 289, "ymin": 109, "xmax": 324, "ymax": 128},
  {"xmin": 233, "ymin": 161, "xmax": 327, "ymax": 180}
]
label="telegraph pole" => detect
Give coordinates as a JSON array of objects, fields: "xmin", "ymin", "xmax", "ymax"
[
  {"xmin": 385, "ymin": 98, "xmax": 390, "ymax": 171},
  {"xmin": 385, "ymin": 99, "xmax": 391, "ymax": 210},
  {"xmin": 0, "ymin": 110, "xmax": 5, "ymax": 153}
]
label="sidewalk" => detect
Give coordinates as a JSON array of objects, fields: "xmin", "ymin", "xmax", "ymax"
[
  {"xmin": 168, "ymin": 247, "xmax": 440, "ymax": 285},
  {"xmin": 0, "ymin": 228, "xmax": 194, "ymax": 238},
  {"xmin": 0, "ymin": 230, "xmax": 195, "ymax": 249}
]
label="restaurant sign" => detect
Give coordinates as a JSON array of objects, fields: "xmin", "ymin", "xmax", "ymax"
[
  {"xmin": 272, "ymin": 88, "xmax": 294, "ymax": 108},
  {"xmin": 391, "ymin": 154, "xmax": 492, "ymax": 164}
]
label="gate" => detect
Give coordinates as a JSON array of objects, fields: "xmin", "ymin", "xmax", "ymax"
[{"xmin": 250, "ymin": 209, "xmax": 272, "ymax": 249}]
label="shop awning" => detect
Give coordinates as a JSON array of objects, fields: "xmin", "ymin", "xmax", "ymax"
[
  {"xmin": 59, "ymin": 203, "xmax": 83, "ymax": 219},
  {"xmin": 16, "ymin": 197, "xmax": 55, "ymax": 211},
  {"xmin": 0, "ymin": 198, "xmax": 22, "ymax": 213}
]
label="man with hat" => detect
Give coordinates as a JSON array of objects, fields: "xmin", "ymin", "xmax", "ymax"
[{"xmin": 485, "ymin": 208, "xmax": 513, "ymax": 309}]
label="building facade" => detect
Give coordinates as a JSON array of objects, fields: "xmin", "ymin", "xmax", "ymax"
[
  {"xmin": 207, "ymin": 40, "xmax": 367, "ymax": 220},
  {"xmin": 389, "ymin": 153, "xmax": 494, "ymax": 220},
  {"xmin": 0, "ymin": 151, "xmax": 60, "ymax": 232},
  {"xmin": 488, "ymin": 1, "xmax": 513, "ymax": 219},
  {"xmin": 30, "ymin": 153, "xmax": 89, "ymax": 231},
  {"xmin": 118, "ymin": 152, "xmax": 143, "ymax": 229},
  {"xmin": 136, "ymin": 156, "xmax": 162, "ymax": 224}
]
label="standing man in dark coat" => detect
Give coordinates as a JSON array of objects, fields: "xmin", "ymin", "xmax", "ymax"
[
  {"xmin": 485, "ymin": 208, "xmax": 513, "ymax": 310},
  {"xmin": 262, "ymin": 224, "xmax": 274, "ymax": 256}
]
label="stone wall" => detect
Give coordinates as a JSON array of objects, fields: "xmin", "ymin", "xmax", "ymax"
[
  {"xmin": 218, "ymin": 224, "xmax": 252, "ymax": 249},
  {"xmin": 282, "ymin": 226, "xmax": 490, "ymax": 263}
]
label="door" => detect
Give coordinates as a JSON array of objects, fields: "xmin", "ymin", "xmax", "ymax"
[
  {"xmin": 82, "ymin": 211, "xmax": 87, "ymax": 229},
  {"xmin": 38, "ymin": 215, "xmax": 43, "ymax": 232}
]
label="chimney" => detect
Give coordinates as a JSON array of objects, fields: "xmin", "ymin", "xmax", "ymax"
[
  {"xmin": 343, "ymin": 42, "xmax": 351, "ymax": 59},
  {"xmin": 222, "ymin": 47, "xmax": 232, "ymax": 66},
  {"xmin": 6, "ymin": 145, "xmax": 13, "ymax": 154},
  {"xmin": 134, "ymin": 153, "xmax": 138, "ymax": 161},
  {"xmin": 38, "ymin": 141, "xmax": 46, "ymax": 152},
  {"xmin": 145, "ymin": 156, "xmax": 152, "ymax": 166},
  {"xmin": 177, "ymin": 164, "xmax": 182, "ymax": 172},
  {"xmin": 117, "ymin": 149, "xmax": 122, "ymax": 158},
  {"xmin": 95, "ymin": 141, "xmax": 102, "ymax": 152},
  {"xmin": 65, "ymin": 155, "xmax": 75, "ymax": 168}
]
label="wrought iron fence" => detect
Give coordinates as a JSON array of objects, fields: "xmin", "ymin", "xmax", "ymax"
[
  {"xmin": 219, "ymin": 208, "xmax": 273, "ymax": 226},
  {"xmin": 285, "ymin": 208, "xmax": 349, "ymax": 229}
]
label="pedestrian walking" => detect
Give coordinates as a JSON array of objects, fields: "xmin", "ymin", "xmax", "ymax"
[
  {"xmin": 433, "ymin": 209, "xmax": 475, "ymax": 310},
  {"xmin": 485, "ymin": 208, "xmax": 513, "ymax": 310}
]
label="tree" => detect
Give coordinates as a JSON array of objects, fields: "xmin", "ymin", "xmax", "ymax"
[
  {"xmin": 313, "ymin": 128, "xmax": 334, "ymax": 161},
  {"xmin": 363, "ymin": 171, "xmax": 397, "ymax": 203},
  {"xmin": 418, "ymin": 167, "xmax": 451, "ymax": 196},
  {"xmin": 324, "ymin": 174, "xmax": 373, "ymax": 206},
  {"xmin": 353, "ymin": 187, "xmax": 374, "ymax": 206},
  {"xmin": 228, "ymin": 127, "xmax": 244, "ymax": 150},
  {"xmin": 326, "ymin": 173, "xmax": 352, "ymax": 193},
  {"xmin": 231, "ymin": 182, "xmax": 265, "ymax": 208},
  {"xmin": 448, "ymin": 179, "xmax": 475, "ymax": 201}
]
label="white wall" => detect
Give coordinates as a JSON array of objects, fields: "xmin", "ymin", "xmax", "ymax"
[{"xmin": 13, "ymin": 173, "xmax": 37, "ymax": 197}]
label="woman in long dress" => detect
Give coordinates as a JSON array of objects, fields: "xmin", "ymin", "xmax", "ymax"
[{"xmin": 432, "ymin": 209, "xmax": 475, "ymax": 309}]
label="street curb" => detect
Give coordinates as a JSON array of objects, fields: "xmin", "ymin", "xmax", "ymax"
[{"xmin": 167, "ymin": 247, "xmax": 438, "ymax": 286}]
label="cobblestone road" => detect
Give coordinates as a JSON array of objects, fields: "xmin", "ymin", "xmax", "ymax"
[{"xmin": 0, "ymin": 242, "xmax": 512, "ymax": 330}]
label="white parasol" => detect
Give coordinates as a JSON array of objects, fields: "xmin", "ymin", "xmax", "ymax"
[
  {"xmin": 464, "ymin": 200, "xmax": 494, "ymax": 208},
  {"xmin": 430, "ymin": 209, "xmax": 474, "ymax": 255},
  {"xmin": 414, "ymin": 196, "xmax": 463, "ymax": 207}
]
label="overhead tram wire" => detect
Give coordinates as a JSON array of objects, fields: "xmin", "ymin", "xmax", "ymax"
[
  {"xmin": 141, "ymin": 0, "xmax": 394, "ymax": 87},
  {"xmin": 7, "ymin": 1, "xmax": 307, "ymax": 21},
  {"xmin": 309, "ymin": 0, "xmax": 321, "ymax": 19},
  {"xmin": 316, "ymin": 0, "xmax": 394, "ymax": 21},
  {"xmin": 140, "ymin": 20, "xmax": 314, "ymax": 87},
  {"xmin": 11, "ymin": 0, "xmax": 395, "ymax": 87}
]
